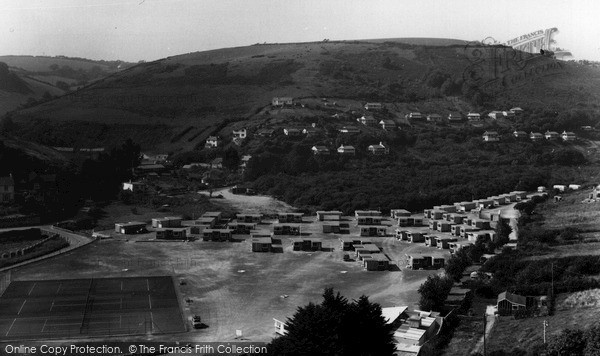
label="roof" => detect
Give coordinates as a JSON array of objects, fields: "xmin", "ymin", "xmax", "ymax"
[
  {"xmin": 483, "ymin": 131, "xmax": 498, "ymax": 135},
  {"xmin": 467, "ymin": 112, "xmax": 480, "ymax": 116},
  {"xmin": 117, "ymin": 221, "xmax": 146, "ymax": 227},
  {"xmin": 381, "ymin": 306, "xmax": 408, "ymax": 324},
  {"xmin": 338, "ymin": 145, "xmax": 355, "ymax": 150},
  {"xmin": 448, "ymin": 113, "xmax": 462, "ymax": 118},
  {"xmin": 427, "ymin": 113, "xmax": 441, "ymax": 118},
  {"xmin": 251, "ymin": 237, "xmax": 272, "ymax": 244},
  {"xmin": 312, "ymin": 145, "xmax": 329, "ymax": 150},
  {"xmin": 498, "ymin": 291, "xmax": 527, "ymax": 306},
  {"xmin": 355, "ymin": 244, "xmax": 381, "ymax": 252},
  {"xmin": 317, "ymin": 210, "xmax": 342, "ymax": 214},
  {"xmin": 380, "ymin": 119, "xmax": 396, "ymax": 125},
  {"xmin": 206, "ymin": 136, "xmax": 219, "ymax": 141},
  {"xmin": 395, "ymin": 328, "xmax": 426, "ymax": 341}
]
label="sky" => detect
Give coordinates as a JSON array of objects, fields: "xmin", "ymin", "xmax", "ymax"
[{"xmin": 1, "ymin": 0, "xmax": 599, "ymax": 62}]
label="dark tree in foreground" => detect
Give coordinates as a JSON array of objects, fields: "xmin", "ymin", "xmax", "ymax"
[
  {"xmin": 418, "ymin": 275, "xmax": 453, "ymax": 311},
  {"xmin": 494, "ymin": 219, "xmax": 512, "ymax": 247},
  {"xmin": 545, "ymin": 328, "xmax": 586, "ymax": 356},
  {"xmin": 268, "ymin": 288, "xmax": 395, "ymax": 356}
]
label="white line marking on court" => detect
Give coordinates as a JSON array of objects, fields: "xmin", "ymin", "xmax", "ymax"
[
  {"xmin": 150, "ymin": 311, "xmax": 154, "ymax": 333},
  {"xmin": 146, "ymin": 279, "xmax": 150, "ymax": 291},
  {"xmin": 18, "ymin": 300, "xmax": 26, "ymax": 315},
  {"xmin": 41, "ymin": 319, "xmax": 48, "ymax": 333},
  {"xmin": 148, "ymin": 295, "xmax": 152, "ymax": 309},
  {"xmin": 5, "ymin": 318, "xmax": 16, "ymax": 336},
  {"xmin": 50, "ymin": 300, "xmax": 54, "ymax": 312},
  {"xmin": 56, "ymin": 283, "xmax": 61, "ymax": 295},
  {"xmin": 28, "ymin": 282, "xmax": 36, "ymax": 296}
]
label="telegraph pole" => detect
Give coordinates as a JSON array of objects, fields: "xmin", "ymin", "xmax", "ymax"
[
  {"xmin": 543, "ymin": 320, "xmax": 549, "ymax": 343},
  {"xmin": 551, "ymin": 262, "xmax": 554, "ymax": 297},
  {"xmin": 483, "ymin": 313, "xmax": 487, "ymax": 356}
]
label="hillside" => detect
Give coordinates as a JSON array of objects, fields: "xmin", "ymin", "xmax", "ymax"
[
  {"xmin": 0, "ymin": 55, "xmax": 135, "ymax": 116},
  {"xmin": 8, "ymin": 39, "xmax": 600, "ymax": 153}
]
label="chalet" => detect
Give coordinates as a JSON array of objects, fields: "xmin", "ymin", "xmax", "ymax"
[
  {"xmin": 272, "ymin": 97, "xmax": 293, "ymax": 106},
  {"xmin": 317, "ymin": 211, "xmax": 342, "ymax": 221},
  {"xmin": 359, "ymin": 226, "xmax": 388, "ymax": 237},
  {"xmin": 474, "ymin": 199, "xmax": 494, "ymax": 208},
  {"xmin": 426, "ymin": 114, "xmax": 442, "ymax": 123},
  {"xmin": 273, "ymin": 223, "xmax": 301, "ymax": 236},
  {"xmin": 283, "ymin": 128, "xmax": 302, "ymax": 136},
  {"xmin": 195, "ymin": 216, "xmax": 217, "ymax": 229},
  {"xmin": 553, "ymin": 184, "xmax": 566, "ymax": 192},
  {"xmin": 322, "ymin": 221, "xmax": 350, "ymax": 234},
  {"xmin": 311, "ymin": 145, "xmax": 330, "ymax": 155},
  {"xmin": 202, "ymin": 229, "xmax": 233, "ymax": 241},
  {"xmin": 513, "ymin": 130, "xmax": 528, "ymax": 139},
  {"xmin": 503, "ymin": 111, "xmax": 515, "ymax": 118},
  {"xmin": 449, "ymin": 241, "xmax": 473, "ymax": 254},
  {"xmin": 459, "ymin": 225, "xmax": 480, "ymax": 238},
  {"xmin": 364, "ymin": 102, "xmax": 383, "ymax": 110},
  {"xmin": 510, "ymin": 107, "xmax": 523, "ymax": 115},
  {"xmin": 407, "ymin": 112, "xmax": 423, "ymax": 120},
  {"xmin": 544, "ymin": 131, "xmax": 560, "ymax": 140},
  {"xmin": 357, "ymin": 215, "xmax": 383, "ymax": 225},
  {"xmin": 236, "ymin": 213, "xmax": 262, "ymax": 223},
  {"xmin": 355, "ymin": 244, "xmax": 381, "ymax": 259},
  {"xmin": 428, "ymin": 220, "xmax": 439, "ymax": 231},
  {"xmin": 561, "ymin": 131, "xmax": 576, "ymax": 141},
  {"xmin": 227, "ymin": 222, "xmax": 256, "ymax": 234},
  {"xmin": 490, "ymin": 196, "xmax": 508, "ymax": 206},
  {"xmin": 379, "ymin": 120, "xmax": 397, "ymax": 130},
  {"xmin": 569, "ymin": 184, "xmax": 581, "ymax": 190},
  {"xmin": 155, "ymin": 228, "xmax": 187, "ymax": 240},
  {"xmin": 115, "ymin": 222, "xmax": 146, "ymax": 234},
  {"xmin": 391, "ymin": 209, "xmax": 411, "ymax": 218},
  {"xmin": 393, "ymin": 310, "xmax": 441, "ymax": 352},
  {"xmin": 407, "ymin": 232, "xmax": 426, "ymax": 243},
  {"xmin": 406, "ymin": 254, "xmax": 445, "ymax": 269},
  {"xmin": 251, "ymin": 236, "xmax": 273, "ymax": 252},
  {"xmin": 205, "ymin": 136, "xmax": 220, "ymax": 148},
  {"xmin": 482, "ymin": 131, "xmax": 500, "ymax": 142},
  {"xmin": 337, "ymin": 145, "xmax": 356, "ymax": 155},
  {"xmin": 467, "ymin": 113, "xmax": 481, "ymax": 121},
  {"xmin": 447, "ymin": 113, "xmax": 463, "ymax": 123},
  {"xmin": 358, "ymin": 115, "xmax": 378, "ymax": 126},
  {"xmin": 454, "ymin": 201, "xmax": 476, "ymax": 212},
  {"xmin": 436, "ymin": 221, "xmax": 453, "ymax": 233},
  {"xmin": 340, "ymin": 237, "xmax": 373, "ymax": 251},
  {"xmin": 338, "ymin": 126, "xmax": 360, "ymax": 134},
  {"xmin": 257, "ymin": 128, "xmax": 275, "ymax": 137},
  {"xmin": 368, "ymin": 142, "xmax": 389, "ymax": 155},
  {"xmin": 434, "ymin": 204, "xmax": 457, "ymax": 213},
  {"xmin": 277, "ymin": 212, "xmax": 304, "ymax": 223},
  {"xmin": 397, "ymin": 216, "xmax": 423, "ymax": 227},
  {"xmin": 395, "ymin": 229, "xmax": 409, "ymax": 241},
  {"xmin": 355, "ymin": 210, "xmax": 381, "ymax": 217},
  {"xmin": 511, "ymin": 191, "xmax": 528, "ymax": 200},
  {"xmin": 471, "ymin": 218, "xmax": 491, "ymax": 229},
  {"xmin": 232, "ymin": 128, "xmax": 247, "ymax": 139},
  {"xmin": 152, "ymin": 216, "xmax": 182, "ymax": 228},
  {"xmin": 425, "ymin": 209, "xmax": 444, "ymax": 220},
  {"xmin": 292, "ymin": 238, "xmax": 322, "ymax": 251},
  {"xmin": 435, "ymin": 237, "xmax": 457, "ymax": 249},
  {"xmin": 467, "ymin": 230, "xmax": 495, "ymax": 243},
  {"xmin": 530, "ymin": 132, "xmax": 544, "ymax": 141},
  {"xmin": 425, "ymin": 235, "xmax": 437, "ymax": 247},
  {"xmin": 273, "ymin": 318, "xmax": 288, "ymax": 336},
  {"xmin": 363, "ymin": 254, "xmax": 390, "ymax": 271},
  {"xmin": 488, "ymin": 111, "xmax": 503, "ymax": 119},
  {"xmin": 450, "ymin": 224, "xmax": 465, "ymax": 237},
  {"xmin": 497, "ymin": 291, "xmax": 536, "ymax": 315}
]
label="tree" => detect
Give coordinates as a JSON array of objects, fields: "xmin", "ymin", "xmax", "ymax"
[
  {"xmin": 268, "ymin": 288, "xmax": 395, "ymax": 356},
  {"xmin": 545, "ymin": 328, "xmax": 586, "ymax": 356},
  {"xmin": 222, "ymin": 147, "xmax": 240, "ymax": 171},
  {"xmin": 584, "ymin": 325, "xmax": 600, "ymax": 356},
  {"xmin": 494, "ymin": 219, "xmax": 512, "ymax": 247},
  {"xmin": 418, "ymin": 275, "xmax": 453, "ymax": 311}
]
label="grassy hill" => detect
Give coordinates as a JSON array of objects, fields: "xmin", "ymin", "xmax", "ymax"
[
  {"xmin": 7, "ymin": 39, "xmax": 600, "ymax": 153},
  {"xmin": 0, "ymin": 55, "xmax": 135, "ymax": 116}
]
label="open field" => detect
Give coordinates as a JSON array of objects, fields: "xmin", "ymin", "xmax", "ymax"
[
  {"xmin": 198, "ymin": 188, "xmax": 295, "ymax": 214},
  {"xmin": 7, "ymin": 223, "xmax": 444, "ymax": 343},
  {"xmin": 537, "ymin": 189, "xmax": 600, "ymax": 232},
  {"xmin": 0, "ymin": 276, "xmax": 184, "ymax": 340}
]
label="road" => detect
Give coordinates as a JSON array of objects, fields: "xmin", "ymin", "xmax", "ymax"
[{"xmin": 472, "ymin": 305, "xmax": 498, "ymax": 355}]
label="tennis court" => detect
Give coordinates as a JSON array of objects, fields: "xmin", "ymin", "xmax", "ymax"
[{"xmin": 0, "ymin": 276, "xmax": 185, "ymax": 340}]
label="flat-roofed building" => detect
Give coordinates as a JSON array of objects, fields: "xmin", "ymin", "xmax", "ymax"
[
  {"xmin": 236, "ymin": 213, "xmax": 262, "ymax": 223},
  {"xmin": 323, "ymin": 221, "xmax": 350, "ymax": 233},
  {"xmin": 408, "ymin": 232, "xmax": 426, "ymax": 243},
  {"xmin": 227, "ymin": 221, "xmax": 256, "ymax": 234},
  {"xmin": 291, "ymin": 238, "xmax": 322, "ymax": 251},
  {"xmin": 152, "ymin": 216, "xmax": 183, "ymax": 228},
  {"xmin": 115, "ymin": 222, "xmax": 146, "ymax": 234},
  {"xmin": 252, "ymin": 236, "xmax": 273, "ymax": 252},
  {"xmin": 195, "ymin": 216, "xmax": 217, "ymax": 229},
  {"xmin": 390, "ymin": 209, "xmax": 411, "ymax": 218},
  {"xmin": 363, "ymin": 254, "xmax": 390, "ymax": 271},
  {"xmin": 273, "ymin": 223, "xmax": 301, "ymax": 236},
  {"xmin": 202, "ymin": 228, "xmax": 233, "ymax": 242},
  {"xmin": 435, "ymin": 237, "xmax": 457, "ymax": 249},
  {"xmin": 355, "ymin": 210, "xmax": 382, "ymax": 217},
  {"xmin": 340, "ymin": 237, "xmax": 374, "ymax": 251},
  {"xmin": 277, "ymin": 212, "xmax": 304, "ymax": 223},
  {"xmin": 359, "ymin": 226, "xmax": 388, "ymax": 237},
  {"xmin": 357, "ymin": 216, "xmax": 383, "ymax": 225},
  {"xmin": 316, "ymin": 211, "xmax": 343, "ymax": 221},
  {"xmin": 155, "ymin": 228, "xmax": 187, "ymax": 240}
]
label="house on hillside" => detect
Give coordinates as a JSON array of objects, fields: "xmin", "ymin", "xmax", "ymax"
[
  {"xmin": 427, "ymin": 114, "xmax": 442, "ymax": 123},
  {"xmin": 510, "ymin": 107, "xmax": 524, "ymax": 115},
  {"xmin": 283, "ymin": 128, "xmax": 302, "ymax": 136},
  {"xmin": 338, "ymin": 126, "xmax": 360, "ymax": 134},
  {"xmin": 407, "ymin": 112, "xmax": 423, "ymax": 120},
  {"xmin": 483, "ymin": 131, "xmax": 500, "ymax": 142},
  {"xmin": 379, "ymin": 119, "xmax": 397, "ymax": 131},
  {"xmin": 497, "ymin": 291, "xmax": 537, "ymax": 315},
  {"xmin": 205, "ymin": 136, "xmax": 220, "ymax": 148},
  {"xmin": 358, "ymin": 115, "xmax": 378, "ymax": 126},
  {"xmin": 252, "ymin": 236, "xmax": 273, "ymax": 252},
  {"xmin": 368, "ymin": 142, "xmax": 389, "ymax": 155},
  {"xmin": 272, "ymin": 97, "xmax": 293, "ymax": 106},
  {"xmin": 503, "ymin": 111, "xmax": 515, "ymax": 118},
  {"xmin": 545, "ymin": 131, "xmax": 560, "ymax": 140},
  {"xmin": 530, "ymin": 132, "xmax": 544, "ymax": 141},
  {"xmin": 311, "ymin": 146, "xmax": 330, "ymax": 155},
  {"xmin": 513, "ymin": 130, "xmax": 528, "ymax": 139},
  {"xmin": 561, "ymin": 131, "xmax": 576, "ymax": 141},
  {"xmin": 365, "ymin": 102, "xmax": 383, "ymax": 110},
  {"xmin": 232, "ymin": 128, "xmax": 247, "ymax": 139},
  {"xmin": 488, "ymin": 111, "xmax": 503, "ymax": 119},
  {"xmin": 448, "ymin": 113, "xmax": 463, "ymax": 123},
  {"xmin": 302, "ymin": 127, "xmax": 318, "ymax": 135},
  {"xmin": 337, "ymin": 145, "xmax": 356, "ymax": 155},
  {"xmin": 467, "ymin": 113, "xmax": 481, "ymax": 121},
  {"xmin": 211, "ymin": 158, "xmax": 223, "ymax": 169}
]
